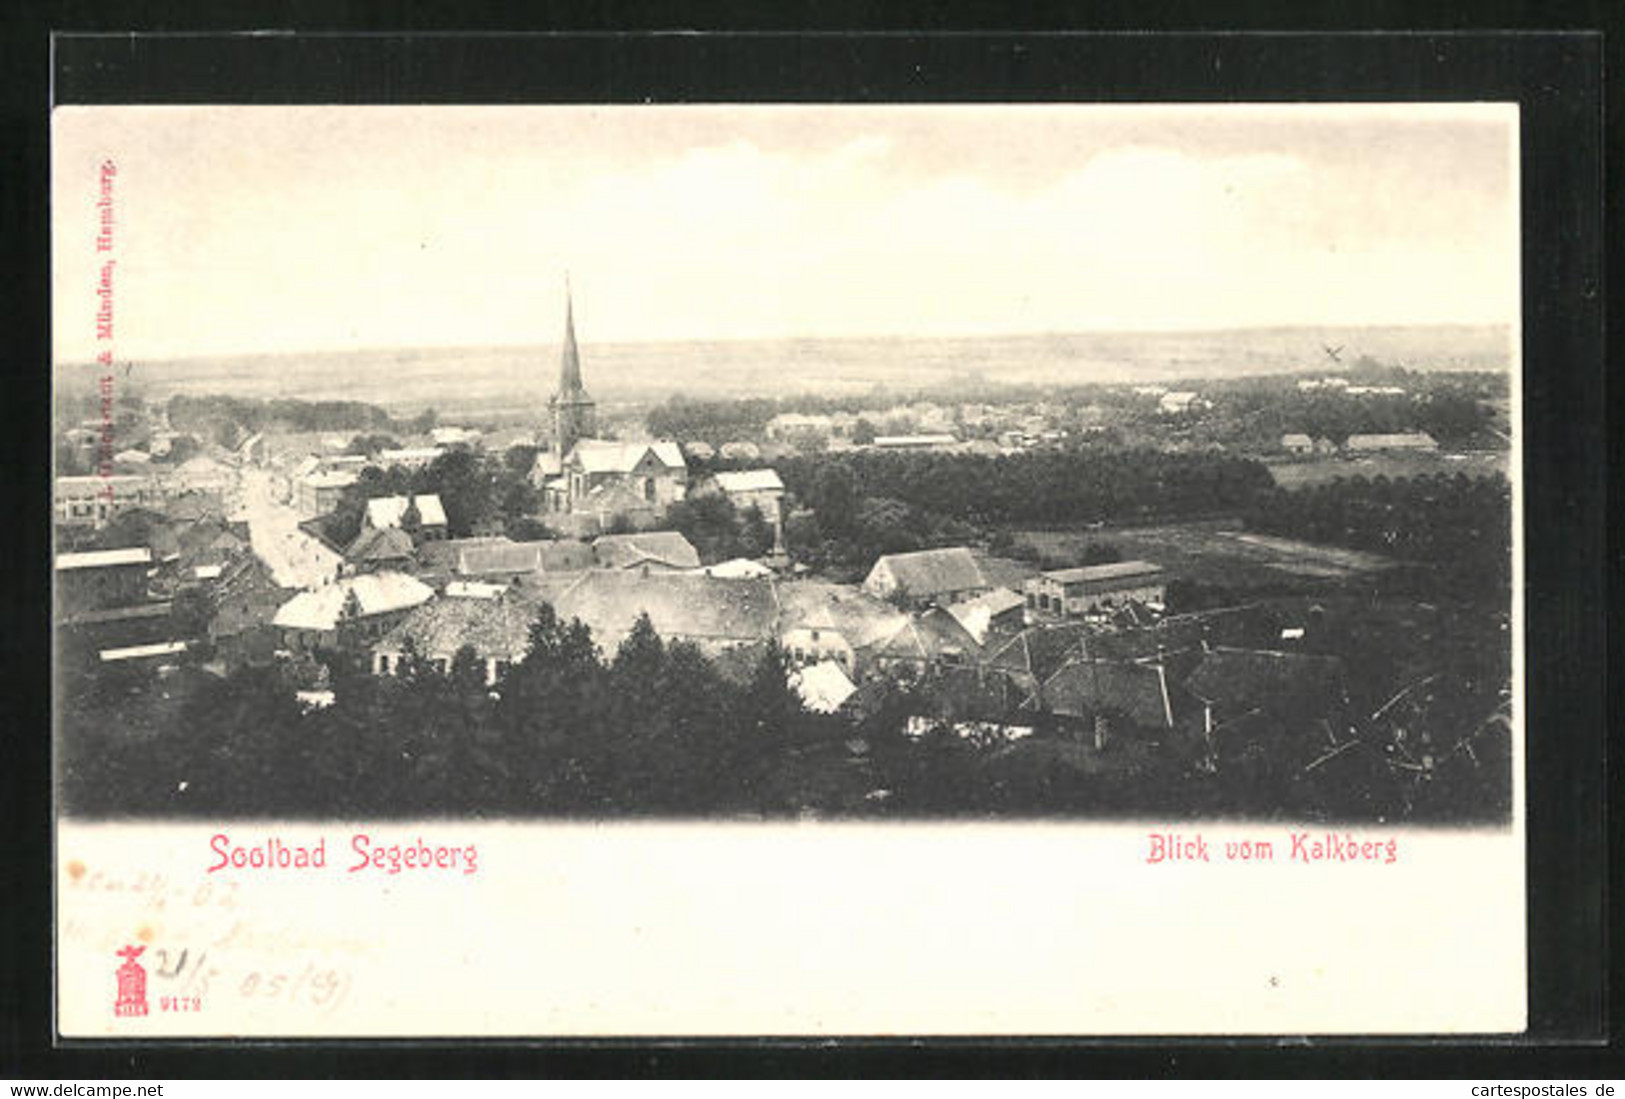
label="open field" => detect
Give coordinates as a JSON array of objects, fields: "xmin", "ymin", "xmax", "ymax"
[
  {"xmin": 1265, "ymin": 450, "xmax": 1508, "ymax": 488},
  {"xmin": 56, "ymin": 323, "xmax": 1512, "ymax": 416},
  {"xmin": 1012, "ymin": 519, "xmax": 1396, "ymax": 589}
]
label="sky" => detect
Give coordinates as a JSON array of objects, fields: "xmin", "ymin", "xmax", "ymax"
[{"xmin": 53, "ymin": 104, "xmax": 1518, "ymax": 362}]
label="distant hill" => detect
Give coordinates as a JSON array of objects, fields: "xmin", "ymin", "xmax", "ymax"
[{"xmin": 55, "ymin": 324, "xmax": 1512, "ymax": 419}]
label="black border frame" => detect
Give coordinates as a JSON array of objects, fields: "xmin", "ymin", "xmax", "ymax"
[{"xmin": 4, "ymin": 19, "xmax": 1611, "ymax": 1079}]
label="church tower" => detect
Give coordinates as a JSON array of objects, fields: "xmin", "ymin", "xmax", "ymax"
[{"xmin": 548, "ymin": 282, "xmax": 597, "ymax": 457}]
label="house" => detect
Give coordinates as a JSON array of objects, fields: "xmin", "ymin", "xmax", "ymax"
[
  {"xmin": 942, "ymin": 588, "xmax": 1026, "ymax": 645},
  {"xmin": 703, "ymin": 469, "xmax": 786, "ymax": 538},
  {"xmin": 1159, "ymin": 391, "xmax": 1199, "ymax": 415},
  {"xmin": 1281, "ymin": 433, "xmax": 1314, "ymax": 455},
  {"xmin": 863, "ymin": 547, "xmax": 988, "ymax": 608},
  {"xmin": 1025, "ymin": 561, "xmax": 1165, "ymax": 619},
  {"xmin": 56, "ymin": 547, "xmax": 152, "ymax": 616},
  {"xmin": 55, "ymin": 475, "xmax": 162, "ymax": 528},
  {"xmin": 451, "ymin": 538, "xmax": 587, "ymax": 581},
  {"xmin": 548, "ymin": 571, "xmax": 780, "ymax": 656},
  {"xmin": 863, "ymin": 607, "xmax": 982, "ymax": 683},
  {"xmin": 592, "ymin": 530, "xmax": 702, "ymax": 572},
  {"xmin": 363, "ymin": 494, "xmax": 448, "ymax": 541},
  {"xmin": 371, "ymin": 588, "xmax": 534, "ymax": 685},
  {"xmin": 294, "ymin": 469, "xmax": 358, "ymax": 517},
  {"xmin": 1345, "ymin": 433, "xmax": 1438, "ymax": 453},
  {"xmin": 982, "ymin": 623, "xmax": 1094, "ymax": 697},
  {"xmin": 718, "ymin": 441, "xmax": 761, "ymax": 462},
  {"xmin": 778, "ymin": 581, "xmax": 905, "ymax": 675},
  {"xmin": 1036, "ymin": 659, "xmax": 1176, "ymax": 741},
  {"xmin": 343, "ymin": 525, "xmax": 417, "ymax": 574},
  {"xmin": 1183, "ymin": 647, "xmax": 1349, "ymax": 752},
  {"xmin": 429, "ymin": 426, "xmax": 481, "ymax": 447},
  {"xmin": 208, "ymin": 555, "xmax": 288, "ymax": 667},
  {"xmin": 272, "ymin": 571, "xmax": 434, "ymax": 652}
]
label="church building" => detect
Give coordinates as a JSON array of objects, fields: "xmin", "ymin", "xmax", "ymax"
[{"xmin": 530, "ymin": 287, "xmax": 689, "ymax": 535}]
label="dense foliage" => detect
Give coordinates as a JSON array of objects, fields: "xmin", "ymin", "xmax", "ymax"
[
  {"xmin": 322, "ymin": 448, "xmax": 542, "ymax": 546},
  {"xmin": 1245, "ymin": 472, "xmax": 1512, "ymax": 597},
  {"xmin": 167, "ymin": 394, "xmax": 433, "ymax": 449}
]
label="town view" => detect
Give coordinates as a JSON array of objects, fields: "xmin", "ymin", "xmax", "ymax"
[
  {"xmin": 52, "ymin": 106, "xmax": 1516, "ymax": 823},
  {"xmin": 55, "ymin": 301, "xmax": 1514, "ymax": 821}
]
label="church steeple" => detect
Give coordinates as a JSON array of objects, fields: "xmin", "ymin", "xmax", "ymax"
[
  {"xmin": 559, "ymin": 278, "xmax": 585, "ymax": 397},
  {"xmin": 549, "ymin": 276, "xmax": 597, "ymax": 457}
]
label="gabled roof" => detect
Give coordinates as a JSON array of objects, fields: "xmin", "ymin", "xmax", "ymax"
[
  {"xmin": 984, "ymin": 623, "xmax": 1092, "ymax": 684},
  {"xmin": 871, "ymin": 607, "xmax": 981, "ymax": 662},
  {"xmin": 868, "ymin": 547, "xmax": 986, "ymax": 599},
  {"xmin": 346, "ymin": 525, "xmax": 416, "ymax": 563},
  {"xmin": 790, "ymin": 660, "xmax": 858, "ymax": 714},
  {"xmin": 592, "ymin": 530, "xmax": 702, "ymax": 571},
  {"xmin": 366, "ymin": 494, "xmax": 447, "ymax": 530},
  {"xmin": 272, "ymin": 572, "xmax": 434, "ymax": 631},
  {"xmin": 1183, "ymin": 647, "xmax": 1348, "ymax": 717},
  {"xmin": 375, "ymin": 592, "xmax": 533, "ymax": 660},
  {"xmin": 943, "ymin": 587, "xmax": 1025, "ymax": 644},
  {"xmin": 418, "ymin": 537, "xmax": 508, "ymax": 572},
  {"xmin": 1040, "ymin": 659, "xmax": 1174, "ymax": 729},
  {"xmin": 550, "ymin": 571, "xmax": 779, "ymax": 644},
  {"xmin": 569, "ymin": 439, "xmax": 685, "ymax": 474},
  {"xmin": 577, "ymin": 480, "xmax": 657, "ymax": 518},
  {"xmin": 713, "ymin": 469, "xmax": 784, "ymax": 494},
  {"xmin": 777, "ymin": 581, "xmax": 906, "ymax": 647},
  {"xmin": 530, "ymin": 451, "xmax": 564, "ymax": 478}
]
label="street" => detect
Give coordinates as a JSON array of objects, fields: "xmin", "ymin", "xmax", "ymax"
[{"xmin": 239, "ymin": 467, "xmax": 343, "ymax": 589}]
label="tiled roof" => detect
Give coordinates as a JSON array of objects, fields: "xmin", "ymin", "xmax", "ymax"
[
  {"xmin": 777, "ymin": 581, "xmax": 905, "ymax": 647},
  {"xmin": 375, "ymin": 592, "xmax": 534, "ymax": 661},
  {"xmin": 592, "ymin": 531, "xmax": 702, "ymax": 571},
  {"xmin": 346, "ymin": 525, "xmax": 416, "ymax": 563},
  {"xmin": 871, "ymin": 607, "xmax": 981, "ymax": 662},
  {"xmin": 1183, "ymin": 647, "xmax": 1348, "ymax": 717},
  {"xmin": 984, "ymin": 623, "xmax": 1093, "ymax": 684},
  {"xmin": 944, "ymin": 587, "xmax": 1025, "ymax": 644},
  {"xmin": 550, "ymin": 571, "xmax": 779, "ymax": 645},
  {"xmin": 272, "ymin": 571, "xmax": 434, "ymax": 631},
  {"xmin": 868, "ymin": 547, "xmax": 986, "ymax": 599},
  {"xmin": 1041, "ymin": 659, "xmax": 1174, "ymax": 729}
]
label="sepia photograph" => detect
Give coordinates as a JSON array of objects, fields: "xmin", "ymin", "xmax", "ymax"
[
  {"xmin": 54, "ymin": 104, "xmax": 1518, "ymax": 826},
  {"xmin": 51, "ymin": 99, "xmax": 1529, "ymax": 1037}
]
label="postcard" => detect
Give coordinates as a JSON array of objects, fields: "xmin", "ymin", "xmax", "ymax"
[{"xmin": 53, "ymin": 102, "xmax": 1523, "ymax": 1036}]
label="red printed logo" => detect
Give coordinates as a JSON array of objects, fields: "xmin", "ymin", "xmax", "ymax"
[{"xmin": 113, "ymin": 944, "xmax": 149, "ymax": 1017}]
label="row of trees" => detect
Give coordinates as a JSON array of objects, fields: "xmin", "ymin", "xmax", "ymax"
[
  {"xmin": 166, "ymin": 395, "xmax": 436, "ymax": 450},
  {"xmin": 782, "ymin": 449, "xmax": 1276, "ymax": 528},
  {"xmin": 58, "ymin": 602, "xmax": 1509, "ymax": 823}
]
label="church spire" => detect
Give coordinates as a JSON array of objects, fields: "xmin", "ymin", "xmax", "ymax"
[
  {"xmin": 559, "ymin": 274, "xmax": 585, "ymax": 397},
  {"xmin": 549, "ymin": 274, "xmax": 597, "ymax": 457}
]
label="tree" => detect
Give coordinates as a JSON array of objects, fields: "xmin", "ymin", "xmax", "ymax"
[{"xmin": 851, "ymin": 418, "xmax": 877, "ymax": 446}]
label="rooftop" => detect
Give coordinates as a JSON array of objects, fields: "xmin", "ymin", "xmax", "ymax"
[
  {"xmin": 273, "ymin": 571, "xmax": 434, "ymax": 632},
  {"xmin": 365, "ymin": 494, "xmax": 448, "ymax": 530},
  {"xmin": 56, "ymin": 547, "xmax": 153, "ymax": 571},
  {"xmin": 551, "ymin": 571, "xmax": 780, "ymax": 645},
  {"xmin": 713, "ymin": 469, "xmax": 785, "ymax": 494},
  {"xmin": 1041, "ymin": 560, "xmax": 1163, "ymax": 585}
]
